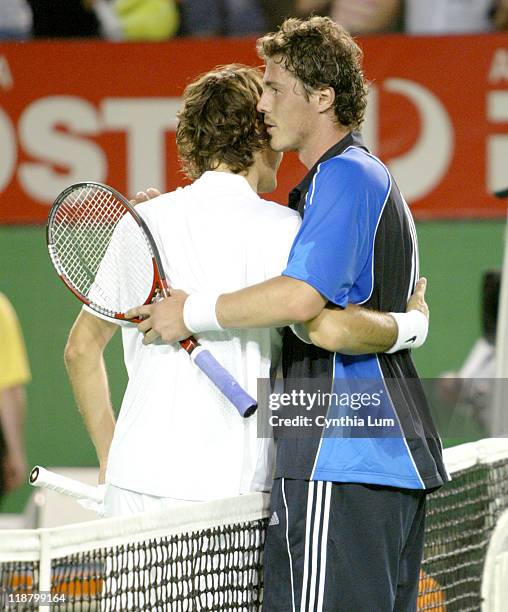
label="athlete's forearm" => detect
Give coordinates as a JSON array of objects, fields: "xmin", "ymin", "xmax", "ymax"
[
  {"xmin": 305, "ymin": 277, "xmax": 430, "ymax": 354},
  {"xmin": 216, "ymin": 275, "xmax": 327, "ymax": 329},
  {"xmin": 65, "ymin": 352, "xmax": 115, "ymax": 465},
  {"xmin": 0, "ymin": 385, "xmax": 28, "ymax": 491},
  {"xmin": 64, "ymin": 312, "xmax": 117, "ymax": 469},
  {"xmin": 305, "ymin": 304, "xmax": 397, "ymax": 354},
  {"xmin": 0, "ymin": 386, "xmax": 26, "ymax": 455}
]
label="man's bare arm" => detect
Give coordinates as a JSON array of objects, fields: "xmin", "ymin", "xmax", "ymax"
[
  {"xmin": 124, "ymin": 186, "xmax": 427, "ymax": 353},
  {"xmin": 305, "ymin": 278, "xmax": 428, "ymax": 353},
  {"xmin": 130, "ymin": 276, "xmax": 427, "ymax": 355},
  {"xmin": 0, "ymin": 386, "xmax": 27, "ymax": 492},
  {"xmin": 303, "ymin": 304, "xmax": 396, "ymax": 354},
  {"xmin": 64, "ymin": 311, "xmax": 118, "ymax": 484},
  {"xmin": 218, "ymin": 276, "xmax": 326, "ymax": 328},
  {"xmin": 129, "ymin": 276, "xmax": 327, "ymax": 345}
]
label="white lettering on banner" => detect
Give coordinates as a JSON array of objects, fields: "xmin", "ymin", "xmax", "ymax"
[
  {"xmin": 487, "ymin": 91, "xmax": 508, "ymax": 193},
  {"xmin": 101, "ymin": 98, "xmax": 180, "ymax": 196},
  {"xmin": 18, "ymin": 96, "xmax": 106, "ymax": 202},
  {"xmin": 382, "ymin": 78, "xmax": 454, "ymax": 202},
  {"xmin": 0, "ymin": 56, "xmax": 13, "ymax": 90},
  {"xmin": 489, "ymin": 49, "xmax": 508, "ymax": 83},
  {"xmin": 0, "ymin": 107, "xmax": 16, "ymax": 191},
  {"xmin": 488, "ymin": 91, "xmax": 508, "ymax": 121}
]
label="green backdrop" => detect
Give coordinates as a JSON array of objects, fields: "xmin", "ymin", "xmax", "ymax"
[{"xmin": 0, "ymin": 220, "xmax": 505, "ymax": 512}]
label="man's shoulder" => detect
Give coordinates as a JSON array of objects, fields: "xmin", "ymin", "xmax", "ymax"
[
  {"xmin": 317, "ymin": 147, "xmax": 391, "ymax": 195},
  {"xmin": 135, "ymin": 186, "xmax": 300, "ymax": 229},
  {"xmin": 133, "ymin": 187, "xmax": 186, "ymax": 218},
  {"xmin": 256, "ymin": 198, "xmax": 300, "ymax": 222},
  {"xmin": 321, "ymin": 146, "xmax": 385, "ymax": 173}
]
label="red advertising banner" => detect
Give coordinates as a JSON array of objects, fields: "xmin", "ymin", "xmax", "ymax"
[{"xmin": 0, "ymin": 33, "xmax": 507, "ymax": 224}]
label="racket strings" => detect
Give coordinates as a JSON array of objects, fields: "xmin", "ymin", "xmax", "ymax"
[
  {"xmin": 54, "ymin": 188, "xmax": 124, "ymax": 294},
  {"xmin": 51, "ymin": 186, "xmax": 155, "ymax": 315}
]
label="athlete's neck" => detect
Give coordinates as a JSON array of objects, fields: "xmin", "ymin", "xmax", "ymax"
[
  {"xmin": 212, "ymin": 164, "xmax": 260, "ymax": 193},
  {"xmin": 298, "ymin": 124, "xmax": 351, "ymax": 169}
]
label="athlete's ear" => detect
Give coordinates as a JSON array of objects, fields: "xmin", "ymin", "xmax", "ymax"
[{"xmin": 316, "ymin": 86, "xmax": 335, "ymax": 114}]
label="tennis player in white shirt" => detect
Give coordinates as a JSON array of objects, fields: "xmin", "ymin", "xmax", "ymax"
[{"xmin": 64, "ymin": 64, "xmax": 424, "ymax": 517}]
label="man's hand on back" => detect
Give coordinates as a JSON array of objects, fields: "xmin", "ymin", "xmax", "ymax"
[
  {"xmin": 129, "ymin": 188, "xmax": 161, "ymax": 205},
  {"xmin": 406, "ymin": 277, "xmax": 428, "ymax": 320}
]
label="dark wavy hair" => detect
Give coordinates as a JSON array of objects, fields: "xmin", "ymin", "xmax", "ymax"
[
  {"xmin": 176, "ymin": 64, "xmax": 268, "ymax": 179},
  {"xmin": 257, "ymin": 16, "xmax": 368, "ymax": 129}
]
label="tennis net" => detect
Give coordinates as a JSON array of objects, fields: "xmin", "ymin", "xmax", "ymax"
[{"xmin": 1, "ymin": 439, "xmax": 508, "ymax": 611}]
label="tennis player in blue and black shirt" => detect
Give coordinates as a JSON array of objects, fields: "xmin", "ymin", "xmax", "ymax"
[{"xmin": 132, "ymin": 16, "xmax": 449, "ymax": 612}]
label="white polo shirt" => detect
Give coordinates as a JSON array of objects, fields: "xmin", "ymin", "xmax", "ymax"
[{"xmin": 93, "ymin": 172, "xmax": 301, "ymax": 500}]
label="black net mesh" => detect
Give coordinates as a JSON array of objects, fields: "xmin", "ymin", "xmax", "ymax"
[
  {"xmin": 1, "ymin": 520, "xmax": 265, "ymax": 611},
  {"xmin": 418, "ymin": 458, "xmax": 508, "ymax": 611}
]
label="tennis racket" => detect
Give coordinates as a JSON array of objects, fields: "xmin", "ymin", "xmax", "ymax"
[
  {"xmin": 29, "ymin": 466, "xmax": 104, "ymax": 511},
  {"xmin": 47, "ymin": 182, "xmax": 257, "ymax": 417}
]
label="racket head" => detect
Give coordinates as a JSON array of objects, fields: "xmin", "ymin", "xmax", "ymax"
[{"xmin": 47, "ymin": 182, "xmax": 169, "ymax": 322}]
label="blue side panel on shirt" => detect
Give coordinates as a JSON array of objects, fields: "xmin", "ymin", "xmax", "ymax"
[
  {"xmin": 282, "ymin": 147, "xmax": 391, "ymax": 306},
  {"xmin": 312, "ymin": 354, "xmax": 424, "ymax": 489},
  {"xmin": 282, "ymin": 146, "xmax": 425, "ymax": 489}
]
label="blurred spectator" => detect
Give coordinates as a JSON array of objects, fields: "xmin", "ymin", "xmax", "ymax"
[
  {"xmin": 261, "ymin": 1, "xmax": 299, "ymax": 30},
  {"xmin": 27, "ymin": 0, "xmax": 100, "ymax": 38},
  {"xmin": 262, "ymin": 0, "xmax": 330, "ymax": 30},
  {"xmin": 262, "ymin": 0, "xmax": 402, "ymax": 34},
  {"xmin": 406, "ymin": 0, "xmax": 508, "ymax": 34},
  {"xmin": 0, "ymin": 293, "xmax": 30, "ymax": 503},
  {"xmin": 492, "ymin": 0, "xmax": 508, "ymax": 29},
  {"xmin": 437, "ymin": 270, "xmax": 500, "ymax": 433},
  {"xmin": 0, "ymin": 0, "xmax": 32, "ymax": 40},
  {"xmin": 292, "ymin": 0, "xmax": 402, "ymax": 34},
  {"xmin": 93, "ymin": 0, "xmax": 180, "ymax": 41},
  {"xmin": 27, "ymin": 0, "xmax": 179, "ymax": 41},
  {"xmin": 180, "ymin": 0, "xmax": 266, "ymax": 36},
  {"xmin": 263, "ymin": 0, "xmax": 507, "ymax": 35},
  {"xmin": 328, "ymin": 0, "xmax": 401, "ymax": 33}
]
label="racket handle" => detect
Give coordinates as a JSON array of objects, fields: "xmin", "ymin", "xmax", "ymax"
[
  {"xmin": 29, "ymin": 466, "xmax": 104, "ymax": 504},
  {"xmin": 191, "ymin": 347, "xmax": 257, "ymax": 418}
]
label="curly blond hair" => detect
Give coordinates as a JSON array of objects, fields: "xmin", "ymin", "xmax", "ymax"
[
  {"xmin": 257, "ymin": 16, "xmax": 368, "ymax": 129},
  {"xmin": 176, "ymin": 64, "xmax": 269, "ymax": 179}
]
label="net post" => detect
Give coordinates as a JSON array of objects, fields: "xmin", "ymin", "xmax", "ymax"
[
  {"xmin": 38, "ymin": 530, "xmax": 51, "ymax": 612},
  {"xmin": 482, "ymin": 509, "xmax": 508, "ymax": 610}
]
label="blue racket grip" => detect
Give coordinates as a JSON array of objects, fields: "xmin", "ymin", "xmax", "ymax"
[{"xmin": 192, "ymin": 348, "xmax": 257, "ymax": 418}]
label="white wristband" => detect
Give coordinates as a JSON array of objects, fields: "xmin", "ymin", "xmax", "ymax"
[
  {"xmin": 386, "ymin": 310, "xmax": 428, "ymax": 354},
  {"xmin": 183, "ymin": 293, "xmax": 223, "ymax": 334}
]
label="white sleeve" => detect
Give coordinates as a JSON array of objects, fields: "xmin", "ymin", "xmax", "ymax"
[{"xmin": 264, "ymin": 212, "xmax": 301, "ymax": 279}]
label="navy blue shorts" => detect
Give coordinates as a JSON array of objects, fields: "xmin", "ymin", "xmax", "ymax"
[{"xmin": 262, "ymin": 478, "xmax": 426, "ymax": 612}]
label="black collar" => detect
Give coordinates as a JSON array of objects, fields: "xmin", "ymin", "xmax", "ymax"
[{"xmin": 288, "ymin": 131, "xmax": 368, "ymax": 213}]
